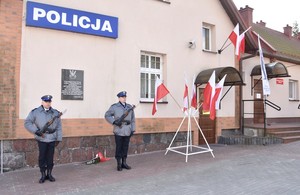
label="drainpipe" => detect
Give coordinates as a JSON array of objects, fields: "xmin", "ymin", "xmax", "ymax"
[{"xmin": 239, "ymin": 51, "xmax": 258, "ymax": 134}]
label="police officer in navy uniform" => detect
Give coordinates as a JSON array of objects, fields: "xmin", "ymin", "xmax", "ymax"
[
  {"xmin": 24, "ymin": 95, "xmax": 62, "ymax": 183},
  {"xmin": 105, "ymin": 91, "xmax": 136, "ymax": 171}
]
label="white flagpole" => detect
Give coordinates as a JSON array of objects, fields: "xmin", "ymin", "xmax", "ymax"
[
  {"xmin": 243, "ymin": 26, "xmax": 252, "ymax": 34},
  {"xmin": 258, "ymin": 34, "xmax": 271, "ymax": 135}
]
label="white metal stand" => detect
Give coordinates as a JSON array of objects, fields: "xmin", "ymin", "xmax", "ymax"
[{"xmin": 165, "ymin": 108, "xmax": 215, "ymax": 162}]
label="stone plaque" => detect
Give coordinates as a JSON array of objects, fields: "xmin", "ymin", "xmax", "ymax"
[{"xmin": 61, "ymin": 69, "xmax": 84, "ymax": 100}]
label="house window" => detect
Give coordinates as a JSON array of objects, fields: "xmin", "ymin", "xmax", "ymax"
[
  {"xmin": 140, "ymin": 52, "xmax": 164, "ymax": 101},
  {"xmin": 202, "ymin": 26, "xmax": 211, "ymax": 51},
  {"xmin": 202, "ymin": 23, "xmax": 216, "ymax": 52},
  {"xmin": 289, "ymin": 79, "xmax": 298, "ymax": 100}
]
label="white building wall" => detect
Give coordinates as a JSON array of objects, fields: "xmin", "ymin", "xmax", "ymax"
[
  {"xmin": 268, "ymin": 61, "xmax": 300, "ymax": 117},
  {"xmin": 20, "ymin": 0, "xmax": 236, "ymax": 119}
]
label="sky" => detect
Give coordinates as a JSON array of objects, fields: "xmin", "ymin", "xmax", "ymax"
[{"xmin": 232, "ymin": 0, "xmax": 300, "ymax": 32}]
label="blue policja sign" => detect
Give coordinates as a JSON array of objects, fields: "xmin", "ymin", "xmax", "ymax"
[{"xmin": 26, "ymin": 1, "xmax": 118, "ymax": 38}]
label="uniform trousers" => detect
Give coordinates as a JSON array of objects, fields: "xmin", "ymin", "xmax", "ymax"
[
  {"xmin": 37, "ymin": 141, "xmax": 55, "ymax": 171},
  {"xmin": 114, "ymin": 135, "xmax": 130, "ymax": 159}
]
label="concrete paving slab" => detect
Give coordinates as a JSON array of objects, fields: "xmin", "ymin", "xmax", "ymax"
[{"xmin": 1, "ymin": 142, "xmax": 300, "ymax": 195}]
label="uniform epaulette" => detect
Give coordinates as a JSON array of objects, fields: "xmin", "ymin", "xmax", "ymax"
[
  {"xmin": 111, "ymin": 103, "xmax": 118, "ymax": 106},
  {"xmin": 31, "ymin": 108, "xmax": 38, "ymax": 112}
]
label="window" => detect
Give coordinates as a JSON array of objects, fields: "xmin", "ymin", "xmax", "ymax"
[
  {"xmin": 140, "ymin": 52, "xmax": 164, "ymax": 101},
  {"xmin": 289, "ymin": 79, "xmax": 298, "ymax": 100},
  {"xmin": 202, "ymin": 26, "xmax": 211, "ymax": 51},
  {"xmin": 202, "ymin": 22, "xmax": 216, "ymax": 52}
]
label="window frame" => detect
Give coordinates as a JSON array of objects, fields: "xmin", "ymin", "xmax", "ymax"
[
  {"xmin": 140, "ymin": 52, "xmax": 164, "ymax": 102},
  {"xmin": 289, "ymin": 79, "xmax": 299, "ymax": 101},
  {"xmin": 202, "ymin": 26, "xmax": 212, "ymax": 51}
]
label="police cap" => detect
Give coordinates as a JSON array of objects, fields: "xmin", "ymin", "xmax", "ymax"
[
  {"xmin": 117, "ymin": 91, "xmax": 127, "ymax": 97},
  {"xmin": 41, "ymin": 95, "xmax": 53, "ymax": 102}
]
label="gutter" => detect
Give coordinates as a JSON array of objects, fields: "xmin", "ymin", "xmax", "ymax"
[{"xmin": 264, "ymin": 52, "xmax": 300, "ymax": 65}]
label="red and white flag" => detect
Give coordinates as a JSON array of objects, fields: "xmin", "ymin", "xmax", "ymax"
[
  {"xmin": 152, "ymin": 76, "xmax": 170, "ymax": 115},
  {"xmin": 236, "ymin": 27, "xmax": 251, "ymax": 60},
  {"xmin": 202, "ymin": 71, "xmax": 215, "ymax": 112},
  {"xmin": 229, "ymin": 23, "xmax": 239, "ymax": 48},
  {"xmin": 183, "ymin": 80, "xmax": 189, "ymax": 111},
  {"xmin": 237, "ymin": 32, "xmax": 245, "ymax": 59},
  {"xmin": 190, "ymin": 75, "xmax": 197, "ymax": 109},
  {"xmin": 209, "ymin": 75, "xmax": 227, "ymax": 120},
  {"xmin": 214, "ymin": 75, "xmax": 227, "ymax": 110},
  {"xmin": 229, "ymin": 24, "xmax": 251, "ymax": 60}
]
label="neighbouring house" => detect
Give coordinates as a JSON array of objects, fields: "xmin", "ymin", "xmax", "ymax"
[{"xmin": 221, "ymin": 1, "xmax": 300, "ymax": 143}]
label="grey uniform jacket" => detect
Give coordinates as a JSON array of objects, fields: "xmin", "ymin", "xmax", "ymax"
[
  {"xmin": 105, "ymin": 102, "xmax": 136, "ymax": 136},
  {"xmin": 24, "ymin": 106, "xmax": 63, "ymax": 142}
]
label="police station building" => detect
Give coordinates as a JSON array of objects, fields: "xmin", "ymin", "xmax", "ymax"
[{"xmin": 2, "ymin": 0, "xmax": 300, "ymax": 171}]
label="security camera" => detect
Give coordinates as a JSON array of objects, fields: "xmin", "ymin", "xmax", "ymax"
[
  {"xmin": 188, "ymin": 40, "xmax": 196, "ymax": 48},
  {"xmin": 189, "ymin": 40, "xmax": 195, "ymax": 45}
]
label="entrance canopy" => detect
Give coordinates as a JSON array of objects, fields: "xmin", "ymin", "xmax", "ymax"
[
  {"xmin": 195, "ymin": 66, "xmax": 244, "ymax": 86},
  {"xmin": 250, "ymin": 62, "xmax": 290, "ymax": 78}
]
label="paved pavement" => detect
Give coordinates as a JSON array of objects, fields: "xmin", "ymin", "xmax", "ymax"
[{"xmin": 1, "ymin": 141, "xmax": 300, "ymax": 195}]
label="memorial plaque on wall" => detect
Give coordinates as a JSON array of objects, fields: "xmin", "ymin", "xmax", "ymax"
[{"xmin": 61, "ymin": 69, "xmax": 84, "ymax": 100}]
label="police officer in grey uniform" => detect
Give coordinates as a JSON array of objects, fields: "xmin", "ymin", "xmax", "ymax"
[
  {"xmin": 105, "ymin": 91, "xmax": 136, "ymax": 171},
  {"xmin": 24, "ymin": 95, "xmax": 62, "ymax": 183}
]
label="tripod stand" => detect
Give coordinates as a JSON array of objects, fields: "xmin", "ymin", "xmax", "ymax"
[{"xmin": 165, "ymin": 108, "xmax": 215, "ymax": 162}]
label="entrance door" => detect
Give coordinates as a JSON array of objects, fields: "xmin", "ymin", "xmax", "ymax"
[
  {"xmin": 198, "ymin": 88, "xmax": 216, "ymax": 144},
  {"xmin": 253, "ymin": 79, "xmax": 264, "ymax": 123}
]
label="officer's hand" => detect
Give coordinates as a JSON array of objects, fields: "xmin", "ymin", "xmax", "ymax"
[
  {"xmin": 130, "ymin": 131, "xmax": 134, "ymax": 136},
  {"xmin": 55, "ymin": 141, "xmax": 60, "ymax": 147},
  {"xmin": 35, "ymin": 129, "xmax": 43, "ymax": 136}
]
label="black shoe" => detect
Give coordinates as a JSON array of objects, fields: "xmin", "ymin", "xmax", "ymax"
[
  {"xmin": 47, "ymin": 169, "xmax": 56, "ymax": 182},
  {"xmin": 122, "ymin": 157, "xmax": 131, "ymax": 170},
  {"xmin": 117, "ymin": 165, "xmax": 123, "ymax": 171},
  {"xmin": 121, "ymin": 163, "xmax": 131, "ymax": 170},
  {"xmin": 48, "ymin": 174, "xmax": 56, "ymax": 182},
  {"xmin": 39, "ymin": 171, "xmax": 46, "ymax": 184},
  {"xmin": 117, "ymin": 158, "xmax": 122, "ymax": 171}
]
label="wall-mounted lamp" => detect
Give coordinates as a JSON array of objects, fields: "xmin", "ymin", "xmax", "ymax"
[{"xmin": 188, "ymin": 40, "xmax": 196, "ymax": 49}]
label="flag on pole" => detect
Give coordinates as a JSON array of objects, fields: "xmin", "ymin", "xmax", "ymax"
[
  {"xmin": 236, "ymin": 32, "xmax": 245, "ymax": 60},
  {"xmin": 152, "ymin": 76, "xmax": 170, "ymax": 115},
  {"xmin": 229, "ymin": 24, "xmax": 251, "ymax": 60},
  {"xmin": 183, "ymin": 79, "xmax": 189, "ymax": 111},
  {"xmin": 236, "ymin": 27, "xmax": 251, "ymax": 60},
  {"xmin": 214, "ymin": 74, "xmax": 227, "ymax": 110},
  {"xmin": 209, "ymin": 75, "xmax": 227, "ymax": 120},
  {"xmin": 229, "ymin": 23, "xmax": 239, "ymax": 48},
  {"xmin": 258, "ymin": 35, "xmax": 271, "ymax": 95},
  {"xmin": 191, "ymin": 75, "xmax": 197, "ymax": 109},
  {"xmin": 202, "ymin": 71, "xmax": 215, "ymax": 112}
]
